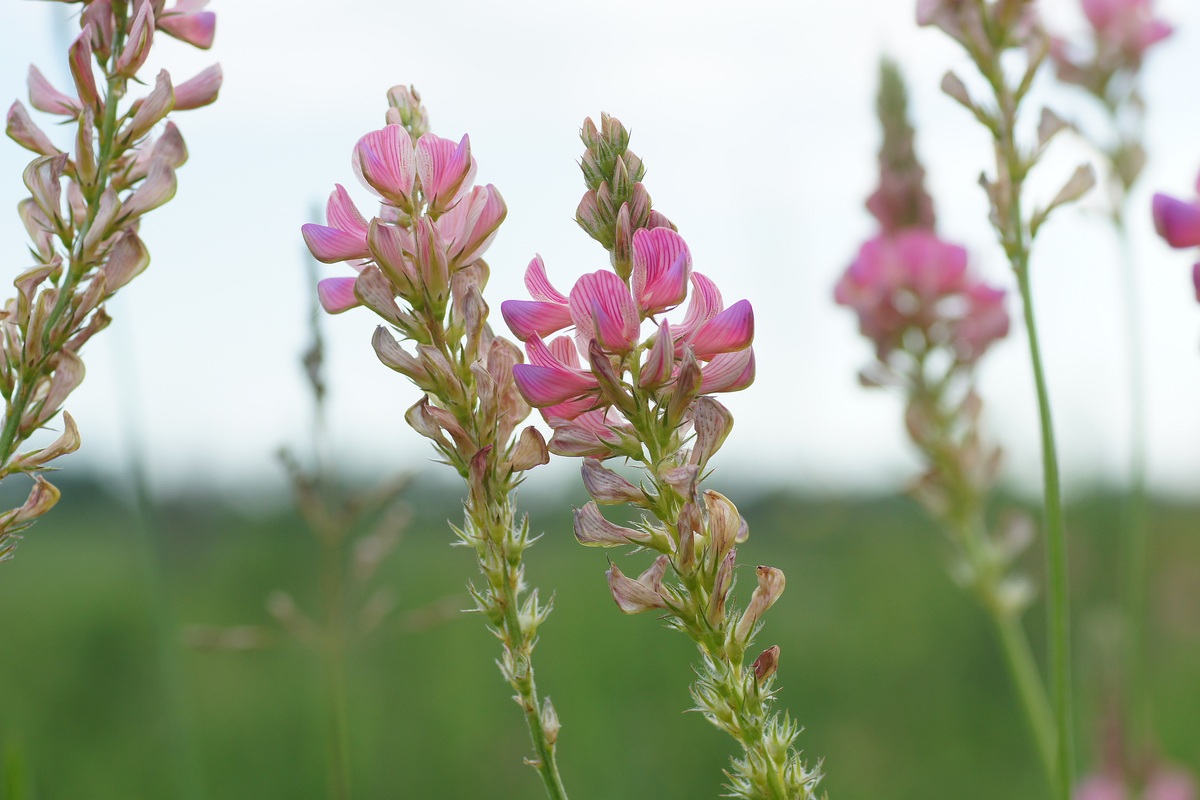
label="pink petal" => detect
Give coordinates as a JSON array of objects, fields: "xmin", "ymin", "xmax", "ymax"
[
  {"xmin": 632, "ymin": 227, "xmax": 692, "ymax": 313},
  {"xmin": 548, "ymin": 335, "xmax": 582, "ymax": 369},
  {"xmin": 68, "ymin": 29, "xmax": 99, "ymax": 110},
  {"xmin": 1153, "ymin": 194, "xmax": 1200, "ymax": 249},
  {"xmin": 458, "ymin": 183, "xmax": 506, "ymax": 264},
  {"xmin": 326, "ymin": 184, "xmax": 368, "ymax": 236},
  {"xmin": 501, "ymin": 299, "xmax": 573, "ymax": 341},
  {"xmin": 699, "ymin": 348, "xmax": 755, "ymax": 394},
  {"xmin": 354, "ymin": 125, "xmax": 416, "ymax": 206},
  {"xmin": 172, "ymin": 64, "xmax": 222, "ymax": 110},
  {"xmin": 689, "ymin": 299, "xmax": 754, "ymax": 357},
  {"xmin": 512, "ymin": 364, "xmax": 598, "ymax": 407},
  {"xmin": 27, "ymin": 65, "xmax": 79, "ymax": 117},
  {"xmin": 525, "ymin": 255, "xmax": 568, "ymax": 303},
  {"xmin": 317, "ymin": 277, "xmax": 360, "ymax": 314},
  {"xmin": 158, "ymin": 11, "xmax": 216, "ymax": 49},
  {"xmin": 1192, "ymin": 263, "xmax": 1200, "ymax": 303},
  {"xmin": 302, "ymin": 223, "xmax": 370, "ymax": 263},
  {"xmin": 416, "ymin": 132, "xmax": 474, "ymax": 211},
  {"xmin": 568, "ymin": 270, "xmax": 640, "ymax": 352},
  {"xmin": 640, "ymin": 319, "xmax": 674, "ymax": 388},
  {"xmin": 542, "ymin": 395, "xmax": 600, "ymax": 423},
  {"xmin": 674, "ymin": 272, "xmax": 725, "ymax": 341}
]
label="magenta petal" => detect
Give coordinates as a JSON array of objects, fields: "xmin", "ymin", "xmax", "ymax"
[
  {"xmin": 354, "ymin": 125, "xmax": 416, "ymax": 206},
  {"xmin": 326, "ymin": 184, "xmax": 368, "ymax": 235},
  {"xmin": 302, "ymin": 223, "xmax": 370, "ymax": 263},
  {"xmin": 416, "ymin": 132, "xmax": 473, "ymax": 211},
  {"xmin": 317, "ymin": 277, "xmax": 360, "ymax": 314},
  {"xmin": 699, "ymin": 348, "xmax": 755, "ymax": 394},
  {"xmin": 640, "ymin": 319, "xmax": 674, "ymax": 388},
  {"xmin": 689, "ymin": 299, "xmax": 754, "ymax": 358},
  {"xmin": 568, "ymin": 270, "xmax": 640, "ymax": 352},
  {"xmin": 1153, "ymin": 194, "xmax": 1200, "ymax": 249},
  {"xmin": 501, "ymin": 299, "xmax": 573, "ymax": 341},
  {"xmin": 548, "ymin": 335, "xmax": 582, "ymax": 369},
  {"xmin": 675, "ymin": 272, "xmax": 725, "ymax": 340},
  {"xmin": 1192, "ymin": 263, "xmax": 1200, "ymax": 303},
  {"xmin": 512, "ymin": 364, "xmax": 598, "ymax": 407},
  {"xmin": 632, "ymin": 227, "xmax": 691, "ymax": 313},
  {"xmin": 525, "ymin": 255, "xmax": 568, "ymax": 303}
]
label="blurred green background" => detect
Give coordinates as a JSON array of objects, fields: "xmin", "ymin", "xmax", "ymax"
[{"xmin": 0, "ymin": 474, "xmax": 1196, "ymax": 799}]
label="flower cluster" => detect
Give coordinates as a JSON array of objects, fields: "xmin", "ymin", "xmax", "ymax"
[
  {"xmin": 302, "ymin": 88, "xmax": 568, "ymax": 797},
  {"xmin": 0, "ymin": 0, "xmax": 220, "ymax": 562},
  {"xmin": 1052, "ymin": 0, "xmax": 1172, "ymax": 92},
  {"xmin": 1151, "ymin": 172, "xmax": 1200, "ymax": 302},
  {"xmin": 502, "ymin": 114, "xmax": 818, "ymax": 800}
]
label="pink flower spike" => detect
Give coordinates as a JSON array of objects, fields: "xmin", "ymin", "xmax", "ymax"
[
  {"xmin": 172, "ymin": 64, "xmax": 222, "ymax": 110},
  {"xmin": 501, "ymin": 300, "xmax": 574, "ymax": 341},
  {"xmin": 416, "ymin": 132, "xmax": 476, "ymax": 213},
  {"xmin": 301, "ymin": 223, "xmax": 371, "ymax": 264},
  {"xmin": 28, "ymin": 66, "xmax": 80, "ymax": 117},
  {"xmin": 1153, "ymin": 193, "xmax": 1200, "ymax": 249},
  {"xmin": 699, "ymin": 348, "xmax": 755, "ymax": 394},
  {"xmin": 568, "ymin": 270, "xmax": 640, "ymax": 353},
  {"xmin": 354, "ymin": 125, "xmax": 416, "ymax": 208},
  {"xmin": 525, "ymin": 255, "xmax": 569, "ymax": 303},
  {"xmin": 317, "ymin": 277, "xmax": 360, "ymax": 314},
  {"xmin": 689, "ymin": 299, "xmax": 754, "ymax": 358},
  {"xmin": 158, "ymin": 4, "xmax": 216, "ymax": 49},
  {"xmin": 632, "ymin": 227, "xmax": 692, "ymax": 314}
]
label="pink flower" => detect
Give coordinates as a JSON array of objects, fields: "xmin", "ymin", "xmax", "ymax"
[
  {"xmin": 1152, "ymin": 182, "xmax": 1200, "ymax": 249},
  {"xmin": 1075, "ymin": 775, "xmax": 1126, "ymax": 800},
  {"xmin": 436, "ymin": 183, "xmax": 506, "ymax": 267},
  {"xmin": 631, "ymin": 227, "xmax": 691, "ymax": 314},
  {"xmin": 1082, "ymin": 0, "xmax": 1172, "ymax": 60},
  {"xmin": 501, "ymin": 256, "xmax": 574, "ymax": 341},
  {"xmin": 301, "ymin": 185, "xmax": 373, "ymax": 313},
  {"xmin": 354, "ymin": 125, "xmax": 417, "ymax": 209},
  {"xmin": 416, "ymin": 132, "xmax": 476, "ymax": 214},
  {"xmin": 511, "ymin": 335, "xmax": 599, "ymax": 408},
  {"xmin": 568, "ymin": 270, "xmax": 641, "ymax": 353},
  {"xmin": 157, "ymin": 0, "xmax": 216, "ymax": 49}
]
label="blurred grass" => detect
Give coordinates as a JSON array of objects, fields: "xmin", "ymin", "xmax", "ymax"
[{"xmin": 0, "ymin": 475, "xmax": 1196, "ymax": 799}]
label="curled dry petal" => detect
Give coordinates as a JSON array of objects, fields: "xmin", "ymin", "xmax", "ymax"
[
  {"xmin": 573, "ymin": 501, "xmax": 651, "ymax": 547},
  {"xmin": 581, "ymin": 458, "xmax": 643, "ymax": 504},
  {"xmin": 23, "ymin": 154, "xmax": 68, "ymax": 226},
  {"xmin": 120, "ymin": 158, "xmax": 177, "ymax": 222},
  {"xmin": 6, "ymin": 101, "xmax": 61, "ymax": 156},
  {"xmin": 13, "ymin": 411, "xmax": 81, "ymax": 470},
  {"xmin": 704, "ymin": 490, "xmax": 741, "ymax": 560},
  {"xmin": 173, "ymin": 64, "xmax": 222, "ymax": 110},
  {"xmin": 509, "ymin": 426, "xmax": 550, "ymax": 472},
  {"xmin": 404, "ymin": 396, "xmax": 450, "ymax": 448},
  {"xmin": 0, "ymin": 475, "xmax": 61, "ymax": 530},
  {"xmin": 690, "ymin": 396, "xmax": 734, "ymax": 468},
  {"xmin": 102, "ymin": 230, "xmax": 150, "ymax": 292},
  {"xmin": 354, "ymin": 266, "xmax": 407, "ymax": 326},
  {"xmin": 752, "ymin": 645, "xmax": 780, "ymax": 683},
  {"xmin": 123, "ymin": 71, "xmax": 175, "ymax": 146},
  {"xmin": 606, "ymin": 556, "xmax": 670, "ymax": 613},
  {"xmin": 371, "ymin": 326, "xmax": 430, "ymax": 385},
  {"xmin": 735, "ymin": 565, "xmax": 786, "ymax": 643},
  {"xmin": 37, "ymin": 350, "xmax": 86, "ymax": 428}
]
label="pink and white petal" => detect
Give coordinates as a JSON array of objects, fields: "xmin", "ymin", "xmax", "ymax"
[
  {"xmin": 172, "ymin": 64, "xmax": 223, "ymax": 110},
  {"xmin": 326, "ymin": 184, "xmax": 368, "ymax": 235},
  {"xmin": 317, "ymin": 277, "xmax": 360, "ymax": 314},
  {"xmin": 512, "ymin": 364, "xmax": 598, "ymax": 407},
  {"xmin": 699, "ymin": 348, "xmax": 756, "ymax": 394},
  {"xmin": 501, "ymin": 299, "xmax": 573, "ymax": 341},
  {"xmin": 548, "ymin": 335, "xmax": 582, "ymax": 369},
  {"xmin": 525, "ymin": 255, "xmax": 569, "ymax": 303},
  {"xmin": 302, "ymin": 223, "xmax": 370, "ymax": 264},
  {"xmin": 1153, "ymin": 194, "xmax": 1200, "ymax": 249},
  {"xmin": 542, "ymin": 395, "xmax": 599, "ymax": 422},
  {"xmin": 568, "ymin": 270, "xmax": 640, "ymax": 352},
  {"xmin": 642, "ymin": 248, "xmax": 692, "ymax": 314},
  {"xmin": 158, "ymin": 10, "xmax": 216, "ymax": 49},
  {"xmin": 689, "ymin": 299, "xmax": 754, "ymax": 357},
  {"xmin": 632, "ymin": 226, "xmax": 691, "ymax": 309},
  {"xmin": 458, "ymin": 184, "xmax": 506, "ymax": 264},
  {"xmin": 674, "ymin": 272, "xmax": 724, "ymax": 340},
  {"xmin": 416, "ymin": 132, "xmax": 472, "ymax": 208},
  {"xmin": 640, "ymin": 319, "xmax": 674, "ymax": 388},
  {"xmin": 354, "ymin": 125, "xmax": 416, "ymax": 205},
  {"xmin": 28, "ymin": 66, "xmax": 79, "ymax": 116}
]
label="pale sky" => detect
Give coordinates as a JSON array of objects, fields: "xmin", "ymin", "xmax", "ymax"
[{"xmin": 1, "ymin": 0, "xmax": 1199, "ymax": 499}]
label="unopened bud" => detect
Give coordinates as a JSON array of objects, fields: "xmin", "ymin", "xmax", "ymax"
[
  {"xmin": 665, "ymin": 346, "xmax": 702, "ymax": 429},
  {"xmin": 689, "ymin": 396, "xmax": 734, "ymax": 468},
  {"xmin": 612, "ymin": 203, "xmax": 632, "ymax": 279},
  {"xmin": 541, "ymin": 697, "xmax": 561, "ymax": 746},
  {"xmin": 703, "ymin": 490, "xmax": 740, "ymax": 561},
  {"xmin": 113, "ymin": 0, "xmax": 155, "ymax": 78},
  {"xmin": 707, "ymin": 548, "xmax": 736, "ymax": 627},
  {"xmin": 752, "ymin": 645, "xmax": 780, "ymax": 683},
  {"xmin": 735, "ymin": 566, "xmax": 786, "ymax": 643},
  {"xmin": 587, "ymin": 339, "xmax": 634, "ymax": 414}
]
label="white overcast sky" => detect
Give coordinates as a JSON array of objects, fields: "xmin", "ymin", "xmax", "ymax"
[{"xmin": 1, "ymin": 0, "xmax": 1199, "ymax": 499}]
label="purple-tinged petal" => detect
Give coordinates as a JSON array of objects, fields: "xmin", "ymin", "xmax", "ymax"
[
  {"xmin": 172, "ymin": 64, "xmax": 222, "ymax": 110},
  {"xmin": 158, "ymin": 9, "xmax": 216, "ymax": 49},
  {"xmin": 326, "ymin": 184, "xmax": 367, "ymax": 235},
  {"xmin": 416, "ymin": 132, "xmax": 474, "ymax": 212},
  {"xmin": 302, "ymin": 223, "xmax": 370, "ymax": 264},
  {"xmin": 6, "ymin": 101, "xmax": 60, "ymax": 156},
  {"xmin": 317, "ymin": 277, "xmax": 360, "ymax": 314},
  {"xmin": 354, "ymin": 125, "xmax": 416, "ymax": 207},
  {"xmin": 28, "ymin": 65, "xmax": 79, "ymax": 117},
  {"xmin": 632, "ymin": 227, "xmax": 691, "ymax": 313},
  {"xmin": 606, "ymin": 560, "xmax": 668, "ymax": 612},
  {"xmin": 525, "ymin": 255, "xmax": 568, "ymax": 303},
  {"xmin": 1153, "ymin": 193, "xmax": 1200, "ymax": 249},
  {"xmin": 512, "ymin": 364, "xmax": 598, "ymax": 407},
  {"xmin": 114, "ymin": 0, "xmax": 155, "ymax": 77},
  {"xmin": 68, "ymin": 28, "xmax": 99, "ymax": 111},
  {"xmin": 548, "ymin": 335, "xmax": 581, "ymax": 369},
  {"xmin": 581, "ymin": 458, "xmax": 643, "ymax": 505},
  {"xmin": 568, "ymin": 270, "xmax": 640, "ymax": 353},
  {"xmin": 501, "ymin": 299, "xmax": 573, "ymax": 341},
  {"xmin": 457, "ymin": 184, "xmax": 506, "ymax": 264},
  {"xmin": 674, "ymin": 272, "xmax": 724, "ymax": 341},
  {"xmin": 640, "ymin": 319, "xmax": 674, "ymax": 389},
  {"xmin": 573, "ymin": 501, "xmax": 651, "ymax": 547},
  {"xmin": 689, "ymin": 299, "xmax": 754, "ymax": 357},
  {"xmin": 699, "ymin": 348, "xmax": 755, "ymax": 394}
]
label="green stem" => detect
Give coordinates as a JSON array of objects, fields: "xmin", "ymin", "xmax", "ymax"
[
  {"xmin": 1114, "ymin": 215, "xmax": 1149, "ymax": 771},
  {"xmin": 993, "ymin": 609, "xmax": 1058, "ymax": 778},
  {"xmin": 1015, "ymin": 263, "xmax": 1075, "ymax": 800}
]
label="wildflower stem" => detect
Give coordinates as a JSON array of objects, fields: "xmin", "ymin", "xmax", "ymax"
[{"xmin": 992, "ymin": 601, "xmax": 1058, "ymax": 779}]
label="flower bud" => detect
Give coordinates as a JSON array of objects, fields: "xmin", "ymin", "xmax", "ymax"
[
  {"xmin": 573, "ymin": 501, "xmax": 651, "ymax": 547},
  {"xmin": 752, "ymin": 645, "xmax": 780, "ymax": 683},
  {"xmin": 612, "ymin": 203, "xmax": 632, "ymax": 279},
  {"xmin": 580, "ymin": 458, "xmax": 642, "ymax": 505},
  {"xmin": 665, "ymin": 346, "xmax": 702, "ymax": 429},
  {"xmin": 639, "ymin": 320, "xmax": 675, "ymax": 390},
  {"xmin": 676, "ymin": 502, "xmax": 701, "ymax": 570},
  {"xmin": 83, "ymin": 0, "xmax": 116, "ymax": 62},
  {"xmin": 707, "ymin": 548, "xmax": 735, "ymax": 627},
  {"xmin": 414, "ymin": 217, "xmax": 450, "ymax": 310},
  {"xmin": 540, "ymin": 697, "xmax": 560, "ymax": 747},
  {"xmin": 68, "ymin": 27, "xmax": 100, "ymax": 112},
  {"xmin": 735, "ymin": 566, "xmax": 786, "ymax": 643},
  {"xmin": 587, "ymin": 339, "xmax": 634, "ymax": 415},
  {"xmin": 704, "ymin": 490, "xmax": 740, "ymax": 562},
  {"xmin": 689, "ymin": 396, "xmax": 734, "ymax": 469},
  {"xmin": 576, "ymin": 190, "xmax": 608, "ymax": 245},
  {"xmin": 114, "ymin": 1, "xmax": 156, "ymax": 78}
]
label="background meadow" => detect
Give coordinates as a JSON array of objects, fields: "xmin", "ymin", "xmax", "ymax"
[{"xmin": 1, "ymin": 0, "xmax": 1199, "ymax": 798}]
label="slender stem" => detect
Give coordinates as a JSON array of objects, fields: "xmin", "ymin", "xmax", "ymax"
[
  {"xmin": 1114, "ymin": 214, "xmax": 1149, "ymax": 771},
  {"xmin": 993, "ymin": 608, "xmax": 1058, "ymax": 778},
  {"xmin": 1015, "ymin": 263, "xmax": 1075, "ymax": 800}
]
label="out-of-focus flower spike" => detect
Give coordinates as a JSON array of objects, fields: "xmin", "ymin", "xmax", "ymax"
[
  {"xmin": 632, "ymin": 227, "xmax": 692, "ymax": 314},
  {"xmin": 7, "ymin": 102, "xmax": 61, "ymax": 156},
  {"xmin": 567, "ymin": 270, "xmax": 640, "ymax": 353},
  {"xmin": 354, "ymin": 125, "xmax": 417, "ymax": 209},
  {"xmin": 1152, "ymin": 193, "xmax": 1200, "ymax": 249},
  {"xmin": 68, "ymin": 28, "xmax": 100, "ymax": 112},
  {"xmin": 158, "ymin": 0, "xmax": 216, "ymax": 49},
  {"xmin": 27, "ymin": 65, "xmax": 80, "ymax": 117},
  {"xmin": 317, "ymin": 277, "xmax": 360, "ymax": 314},
  {"xmin": 640, "ymin": 319, "xmax": 674, "ymax": 390},
  {"xmin": 606, "ymin": 557, "xmax": 670, "ymax": 613},
  {"xmin": 114, "ymin": 0, "xmax": 156, "ymax": 78},
  {"xmin": 688, "ymin": 299, "xmax": 754, "ymax": 358},
  {"xmin": 581, "ymin": 458, "xmax": 643, "ymax": 504},
  {"xmin": 574, "ymin": 501, "xmax": 652, "ymax": 547},
  {"xmin": 699, "ymin": 348, "xmax": 755, "ymax": 394},
  {"xmin": 173, "ymin": 64, "xmax": 222, "ymax": 110}
]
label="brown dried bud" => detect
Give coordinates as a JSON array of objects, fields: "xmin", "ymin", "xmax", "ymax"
[
  {"xmin": 735, "ymin": 565, "xmax": 786, "ymax": 643},
  {"xmin": 606, "ymin": 555, "xmax": 669, "ymax": 614},
  {"xmin": 752, "ymin": 645, "xmax": 780, "ymax": 683}
]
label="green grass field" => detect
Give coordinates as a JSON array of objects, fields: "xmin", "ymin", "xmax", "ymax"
[{"xmin": 0, "ymin": 475, "xmax": 1196, "ymax": 799}]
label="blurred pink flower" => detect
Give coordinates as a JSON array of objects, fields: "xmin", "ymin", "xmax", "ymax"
[
  {"xmin": 1152, "ymin": 178, "xmax": 1200, "ymax": 249},
  {"xmin": 1082, "ymin": 0, "xmax": 1172, "ymax": 60},
  {"xmin": 1076, "ymin": 775, "xmax": 1127, "ymax": 800}
]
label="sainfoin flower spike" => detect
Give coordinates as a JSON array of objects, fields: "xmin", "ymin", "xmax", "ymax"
[
  {"xmin": 504, "ymin": 112, "xmax": 820, "ymax": 800},
  {"xmin": 302, "ymin": 87, "xmax": 568, "ymax": 800},
  {"xmin": 0, "ymin": 0, "xmax": 221, "ymax": 563}
]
